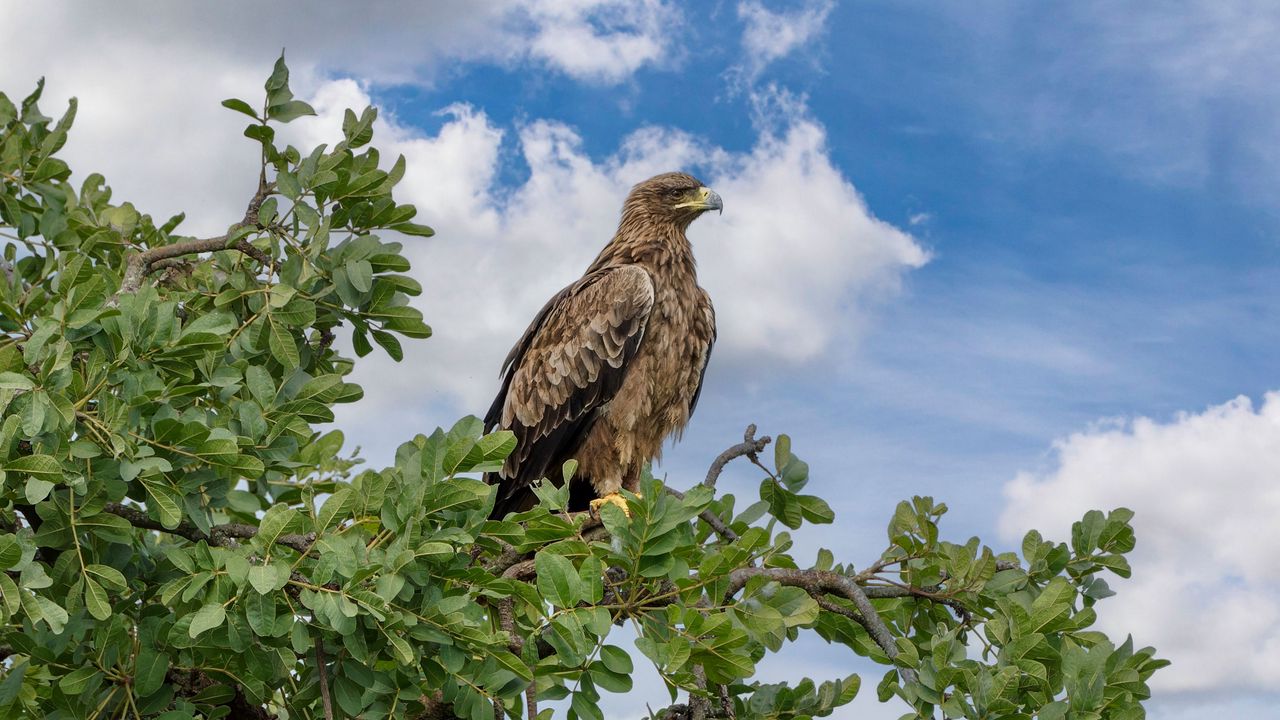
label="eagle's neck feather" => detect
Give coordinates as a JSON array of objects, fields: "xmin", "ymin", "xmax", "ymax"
[{"xmin": 590, "ymin": 216, "xmax": 697, "ymax": 281}]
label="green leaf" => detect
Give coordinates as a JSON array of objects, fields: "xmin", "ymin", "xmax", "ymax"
[
  {"xmin": 798, "ymin": 494, "xmax": 835, "ymax": 524},
  {"xmin": 58, "ymin": 666, "xmax": 100, "ymax": 695},
  {"xmin": 492, "ymin": 650, "xmax": 533, "ymax": 682},
  {"xmin": 0, "ymin": 92, "xmax": 15, "ymax": 126},
  {"xmin": 245, "ymin": 365, "xmax": 276, "ymax": 404},
  {"xmin": 0, "ymin": 535, "xmax": 20, "ymax": 569},
  {"xmin": 268, "ymin": 319, "xmax": 299, "ymax": 369},
  {"xmin": 258, "ymin": 504, "xmax": 299, "ymax": 549},
  {"xmin": 6, "ymin": 453, "xmax": 61, "ymax": 480},
  {"xmin": 0, "ymin": 372, "xmax": 34, "ymax": 390},
  {"xmin": 221, "ymin": 98, "xmax": 260, "ymax": 120},
  {"xmin": 142, "ymin": 478, "xmax": 183, "ymax": 529},
  {"xmin": 277, "ymin": 170, "xmax": 302, "ymax": 199},
  {"xmin": 600, "ymin": 645, "xmax": 634, "ymax": 674},
  {"xmin": 341, "ymin": 107, "xmax": 376, "ymax": 148},
  {"xmin": 84, "ymin": 564, "xmax": 127, "ymax": 592},
  {"xmin": 22, "ymin": 592, "xmax": 68, "ymax": 633},
  {"xmin": 133, "ymin": 648, "xmax": 169, "ymax": 697},
  {"xmin": 248, "ymin": 565, "xmax": 276, "ymax": 595},
  {"xmin": 188, "ymin": 603, "xmax": 227, "ymax": 638},
  {"xmin": 371, "ymin": 329, "xmax": 403, "ymax": 361},
  {"xmin": 265, "ymin": 53, "xmax": 291, "ymax": 92},
  {"xmin": 317, "ymin": 488, "xmax": 353, "ymax": 532},
  {"xmin": 392, "ymin": 221, "xmax": 434, "ymax": 237},
  {"xmin": 589, "ymin": 662, "xmax": 633, "ymax": 693},
  {"xmin": 386, "ymin": 633, "xmax": 414, "ymax": 665},
  {"xmin": 268, "ymin": 99, "xmax": 316, "ymax": 123},
  {"xmin": 535, "ymin": 552, "xmax": 581, "ymax": 608},
  {"xmin": 571, "ymin": 691, "xmax": 604, "ymax": 720},
  {"xmin": 24, "ymin": 477, "xmax": 54, "ymax": 504},
  {"xmin": 244, "ymin": 592, "xmax": 276, "ymax": 636},
  {"xmin": 83, "ymin": 576, "xmax": 111, "ymax": 620},
  {"xmin": 345, "ymin": 258, "xmax": 373, "ymax": 292}
]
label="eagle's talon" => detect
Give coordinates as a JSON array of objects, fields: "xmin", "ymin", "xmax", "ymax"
[{"xmin": 590, "ymin": 492, "xmax": 635, "ymax": 518}]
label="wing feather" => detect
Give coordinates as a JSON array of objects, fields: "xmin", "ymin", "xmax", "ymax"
[{"xmin": 484, "ymin": 265, "xmax": 655, "ymax": 515}]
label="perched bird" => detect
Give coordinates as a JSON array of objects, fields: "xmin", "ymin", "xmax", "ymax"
[{"xmin": 485, "ymin": 172, "xmax": 721, "ymax": 518}]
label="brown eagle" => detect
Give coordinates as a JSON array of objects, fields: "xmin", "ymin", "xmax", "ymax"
[{"xmin": 485, "ymin": 172, "xmax": 722, "ymax": 518}]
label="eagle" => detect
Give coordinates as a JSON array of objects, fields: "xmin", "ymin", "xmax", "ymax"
[{"xmin": 485, "ymin": 172, "xmax": 722, "ymax": 518}]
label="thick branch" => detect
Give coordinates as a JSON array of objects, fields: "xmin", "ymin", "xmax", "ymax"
[
  {"xmin": 414, "ymin": 692, "xmax": 456, "ymax": 720},
  {"xmin": 117, "ymin": 180, "xmax": 276, "ymax": 295},
  {"xmin": 725, "ymin": 567, "xmax": 912, "ymax": 681},
  {"xmin": 689, "ymin": 666, "xmax": 711, "ymax": 720},
  {"xmin": 104, "ymin": 502, "xmax": 314, "ymax": 553}
]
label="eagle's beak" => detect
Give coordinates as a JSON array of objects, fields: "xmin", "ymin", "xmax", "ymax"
[{"xmin": 676, "ymin": 186, "xmax": 724, "ymax": 214}]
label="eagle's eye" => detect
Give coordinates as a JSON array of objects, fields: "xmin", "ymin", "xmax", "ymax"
[{"xmin": 667, "ymin": 187, "xmax": 684, "ymax": 199}]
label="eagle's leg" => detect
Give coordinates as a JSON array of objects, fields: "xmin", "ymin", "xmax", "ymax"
[
  {"xmin": 588, "ymin": 491, "xmax": 643, "ymax": 518},
  {"xmin": 589, "ymin": 493, "xmax": 630, "ymax": 517}
]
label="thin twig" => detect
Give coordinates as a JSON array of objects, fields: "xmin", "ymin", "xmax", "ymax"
[
  {"xmin": 704, "ymin": 424, "xmax": 771, "ymax": 489},
  {"xmin": 315, "ymin": 638, "xmax": 335, "ymax": 720}
]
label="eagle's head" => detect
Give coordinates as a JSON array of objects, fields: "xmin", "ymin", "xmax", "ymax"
[{"xmin": 624, "ymin": 172, "xmax": 723, "ymax": 229}]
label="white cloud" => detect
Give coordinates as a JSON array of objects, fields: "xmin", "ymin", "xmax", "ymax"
[
  {"xmin": 518, "ymin": 0, "xmax": 682, "ymax": 83},
  {"xmin": 1000, "ymin": 393, "xmax": 1280, "ymax": 693},
  {"xmin": 737, "ymin": 0, "xmax": 835, "ymax": 79}
]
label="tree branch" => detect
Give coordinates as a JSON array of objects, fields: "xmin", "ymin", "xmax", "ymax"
[
  {"xmin": 104, "ymin": 502, "xmax": 314, "ymax": 553},
  {"xmin": 704, "ymin": 424, "xmax": 771, "ymax": 489},
  {"xmin": 661, "ymin": 424, "xmax": 773, "ymax": 545},
  {"xmin": 414, "ymin": 691, "xmax": 457, "ymax": 720},
  {"xmin": 315, "ymin": 639, "xmax": 335, "ymax": 720},
  {"xmin": 690, "ymin": 665, "xmax": 711, "ymax": 720},
  {"xmin": 117, "ymin": 180, "xmax": 276, "ymax": 295},
  {"xmin": 725, "ymin": 567, "xmax": 916, "ymax": 682}
]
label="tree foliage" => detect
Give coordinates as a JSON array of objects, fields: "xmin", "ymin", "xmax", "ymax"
[{"xmin": 0, "ymin": 58, "xmax": 1166, "ymax": 719}]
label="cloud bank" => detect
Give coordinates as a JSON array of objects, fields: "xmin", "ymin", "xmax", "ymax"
[{"xmin": 1001, "ymin": 393, "xmax": 1280, "ymax": 693}]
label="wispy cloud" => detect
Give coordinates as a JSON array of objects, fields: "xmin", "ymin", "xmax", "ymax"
[
  {"xmin": 937, "ymin": 2, "xmax": 1280, "ymax": 195},
  {"xmin": 517, "ymin": 0, "xmax": 684, "ymax": 83},
  {"xmin": 736, "ymin": 0, "xmax": 835, "ymax": 80}
]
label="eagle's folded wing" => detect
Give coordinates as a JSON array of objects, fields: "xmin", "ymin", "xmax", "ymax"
[{"xmin": 484, "ymin": 264, "xmax": 655, "ymax": 511}]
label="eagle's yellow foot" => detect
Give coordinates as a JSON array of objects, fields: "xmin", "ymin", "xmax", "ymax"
[{"xmin": 589, "ymin": 492, "xmax": 640, "ymax": 518}]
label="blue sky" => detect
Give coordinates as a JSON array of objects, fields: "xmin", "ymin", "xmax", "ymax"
[{"xmin": 4, "ymin": 2, "xmax": 1279, "ymax": 717}]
